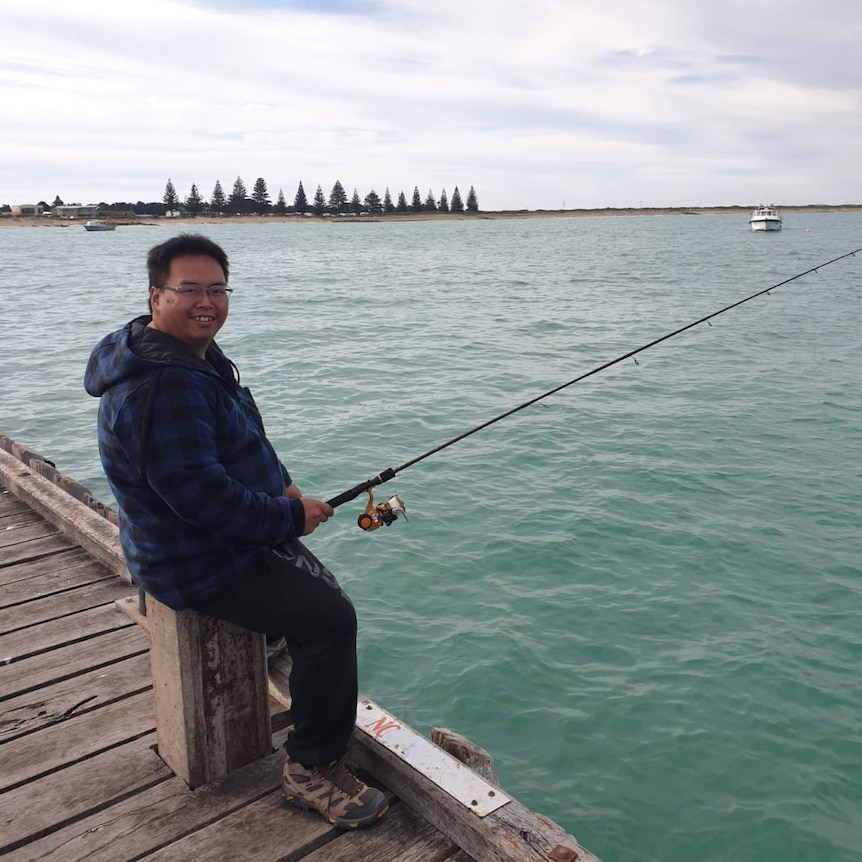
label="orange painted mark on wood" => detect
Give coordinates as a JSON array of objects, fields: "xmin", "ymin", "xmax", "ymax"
[{"xmin": 364, "ymin": 716, "xmax": 402, "ymax": 738}]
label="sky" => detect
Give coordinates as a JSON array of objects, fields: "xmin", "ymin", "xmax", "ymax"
[{"xmin": 2, "ymin": 0, "xmax": 861, "ymax": 211}]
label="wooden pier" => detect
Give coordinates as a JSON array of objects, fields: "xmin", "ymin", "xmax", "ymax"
[{"xmin": 1, "ymin": 439, "xmax": 598, "ymax": 862}]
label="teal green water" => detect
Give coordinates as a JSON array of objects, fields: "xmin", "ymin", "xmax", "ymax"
[{"xmin": 1, "ymin": 214, "xmax": 861, "ymax": 861}]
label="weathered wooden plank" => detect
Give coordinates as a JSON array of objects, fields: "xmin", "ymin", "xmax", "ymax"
[
  {"xmin": 447, "ymin": 847, "xmax": 478, "ymax": 862},
  {"xmin": 349, "ymin": 720, "xmax": 599, "ymax": 862},
  {"xmin": 0, "ymin": 690, "xmax": 155, "ymax": 792},
  {"xmin": 0, "ymin": 449, "xmax": 129, "ymax": 581},
  {"xmin": 0, "ymin": 491, "xmax": 32, "ymax": 517},
  {"xmin": 0, "ymin": 602, "xmax": 134, "ymax": 665},
  {"xmin": 0, "ymin": 548, "xmax": 109, "ymax": 605},
  {"xmin": 431, "ymin": 729, "xmax": 496, "ymax": 862},
  {"xmin": 1, "ymin": 437, "xmax": 53, "ymax": 467},
  {"xmin": 137, "ymin": 790, "xmax": 336, "ymax": 862},
  {"xmin": 139, "ymin": 795, "xmax": 460, "ymax": 862},
  {"xmin": 0, "ymin": 518, "xmax": 60, "ymax": 549},
  {"xmin": 0, "ymin": 509, "xmax": 44, "ymax": 526},
  {"xmin": 0, "ymin": 533, "xmax": 74, "ymax": 568},
  {"xmin": 301, "ymin": 800, "xmax": 461, "ymax": 862},
  {"xmin": 0, "ymin": 651, "xmax": 151, "ymax": 743},
  {"xmin": 269, "ymin": 704, "xmax": 293, "ymax": 733},
  {"xmin": 2, "ymin": 729, "xmax": 296, "ymax": 862},
  {"xmin": 0, "ymin": 508, "xmax": 48, "ymax": 530},
  {"xmin": 0, "ymin": 577, "xmax": 134, "ymax": 634},
  {"xmin": 431, "ymin": 727, "xmax": 499, "ymax": 785},
  {"xmin": 0, "ymin": 732, "xmax": 170, "ymax": 855},
  {"xmin": 267, "ymin": 649, "xmax": 293, "ymax": 710},
  {"xmin": 0, "ymin": 625, "xmax": 149, "ymax": 700},
  {"xmin": 0, "ymin": 502, "xmax": 35, "ymax": 520}
]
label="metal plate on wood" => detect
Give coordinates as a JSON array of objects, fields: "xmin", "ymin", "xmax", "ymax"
[{"xmin": 356, "ymin": 697, "xmax": 510, "ymax": 817}]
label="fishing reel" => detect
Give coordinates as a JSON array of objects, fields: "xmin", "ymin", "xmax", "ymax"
[{"xmin": 357, "ymin": 488, "xmax": 407, "ymax": 531}]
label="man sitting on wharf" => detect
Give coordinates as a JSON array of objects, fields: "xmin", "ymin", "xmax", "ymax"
[{"xmin": 84, "ymin": 233, "xmax": 388, "ymax": 829}]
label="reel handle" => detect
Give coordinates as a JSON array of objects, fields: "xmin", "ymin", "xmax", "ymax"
[{"xmin": 326, "ymin": 467, "xmax": 396, "ymax": 509}]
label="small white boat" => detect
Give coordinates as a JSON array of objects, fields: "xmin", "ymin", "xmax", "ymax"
[
  {"xmin": 749, "ymin": 205, "xmax": 782, "ymax": 231},
  {"xmin": 83, "ymin": 220, "xmax": 116, "ymax": 232}
]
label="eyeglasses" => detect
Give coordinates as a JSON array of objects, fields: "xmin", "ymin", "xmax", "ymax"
[{"xmin": 159, "ymin": 284, "xmax": 233, "ymax": 299}]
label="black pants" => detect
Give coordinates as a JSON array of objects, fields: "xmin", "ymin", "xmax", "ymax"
[{"xmin": 196, "ymin": 539, "xmax": 357, "ymax": 767}]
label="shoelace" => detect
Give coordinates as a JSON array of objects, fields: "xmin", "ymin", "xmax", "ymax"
[{"xmin": 318, "ymin": 760, "xmax": 363, "ymax": 797}]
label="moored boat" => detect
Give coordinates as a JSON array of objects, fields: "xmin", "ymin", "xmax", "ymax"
[
  {"xmin": 83, "ymin": 220, "xmax": 116, "ymax": 231},
  {"xmin": 749, "ymin": 205, "xmax": 782, "ymax": 231}
]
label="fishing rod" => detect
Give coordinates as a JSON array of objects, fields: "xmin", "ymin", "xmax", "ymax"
[{"xmin": 326, "ymin": 247, "xmax": 861, "ymax": 530}]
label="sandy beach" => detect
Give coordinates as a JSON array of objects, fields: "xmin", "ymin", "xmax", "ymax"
[{"xmin": 2, "ymin": 204, "xmax": 861, "ymax": 228}]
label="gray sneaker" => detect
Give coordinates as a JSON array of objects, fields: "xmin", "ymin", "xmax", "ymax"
[{"xmin": 282, "ymin": 758, "xmax": 389, "ymax": 829}]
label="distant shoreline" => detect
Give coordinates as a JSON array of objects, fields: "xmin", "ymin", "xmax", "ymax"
[{"xmin": 3, "ymin": 204, "xmax": 861, "ymax": 228}]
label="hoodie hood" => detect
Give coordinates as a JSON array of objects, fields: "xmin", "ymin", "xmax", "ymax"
[{"xmin": 84, "ymin": 315, "xmax": 231, "ymax": 397}]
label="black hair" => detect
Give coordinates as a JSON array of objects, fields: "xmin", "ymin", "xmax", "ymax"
[{"xmin": 146, "ymin": 233, "xmax": 230, "ymax": 289}]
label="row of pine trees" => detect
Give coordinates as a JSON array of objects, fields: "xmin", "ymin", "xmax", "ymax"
[{"xmin": 163, "ymin": 177, "xmax": 479, "ymax": 216}]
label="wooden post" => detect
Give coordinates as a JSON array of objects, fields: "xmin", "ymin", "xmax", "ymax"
[{"xmin": 146, "ymin": 595, "xmax": 272, "ymax": 788}]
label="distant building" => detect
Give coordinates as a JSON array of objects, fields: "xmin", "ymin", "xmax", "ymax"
[
  {"xmin": 53, "ymin": 205, "xmax": 100, "ymax": 218},
  {"xmin": 10, "ymin": 204, "xmax": 44, "ymax": 215}
]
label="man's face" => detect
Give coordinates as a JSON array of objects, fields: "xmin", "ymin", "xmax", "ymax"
[{"xmin": 149, "ymin": 254, "xmax": 229, "ymax": 357}]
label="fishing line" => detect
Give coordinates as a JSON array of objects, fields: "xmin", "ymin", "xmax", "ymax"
[{"xmin": 326, "ymin": 247, "xmax": 860, "ymax": 525}]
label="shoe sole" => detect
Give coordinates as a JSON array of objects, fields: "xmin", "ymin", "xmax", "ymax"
[{"xmin": 283, "ymin": 790, "xmax": 389, "ymax": 830}]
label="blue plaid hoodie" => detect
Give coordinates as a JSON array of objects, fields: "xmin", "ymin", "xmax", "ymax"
[{"xmin": 84, "ymin": 315, "xmax": 306, "ymax": 609}]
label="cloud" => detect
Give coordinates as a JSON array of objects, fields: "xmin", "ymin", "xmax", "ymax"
[{"xmin": 1, "ymin": 0, "xmax": 860, "ymax": 209}]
